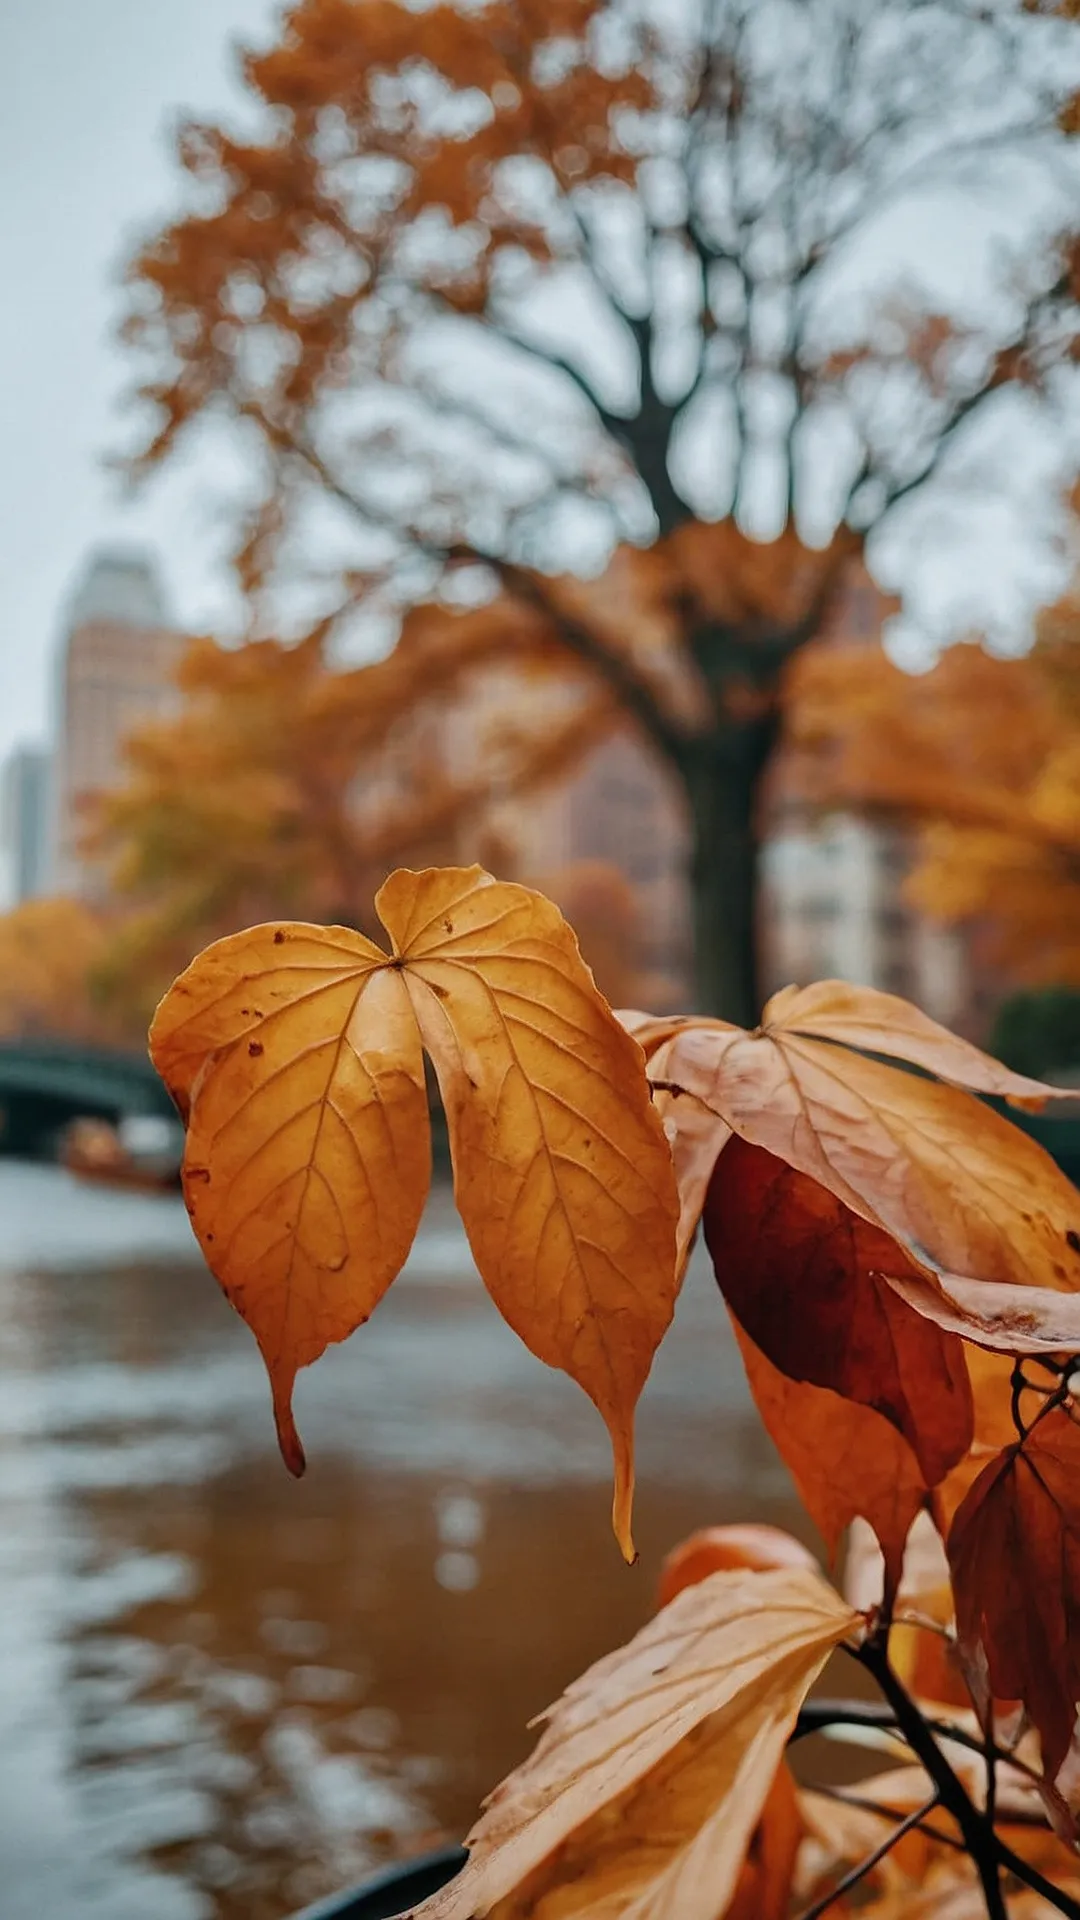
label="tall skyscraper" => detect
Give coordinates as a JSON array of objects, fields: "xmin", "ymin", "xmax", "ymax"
[
  {"xmin": 52, "ymin": 549, "xmax": 186, "ymax": 898},
  {"xmin": 0, "ymin": 745, "xmax": 49, "ymax": 906}
]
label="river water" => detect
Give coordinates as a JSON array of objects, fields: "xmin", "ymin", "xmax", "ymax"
[{"xmin": 0, "ymin": 1161, "xmax": 804, "ymax": 1920}]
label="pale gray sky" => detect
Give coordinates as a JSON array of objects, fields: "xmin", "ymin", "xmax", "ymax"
[
  {"xmin": 0, "ymin": 0, "xmax": 282, "ymax": 770},
  {"xmin": 0, "ymin": 0, "xmax": 1077, "ymax": 783}
]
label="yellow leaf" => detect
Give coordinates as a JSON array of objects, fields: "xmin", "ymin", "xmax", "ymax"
[
  {"xmin": 410, "ymin": 1566, "xmax": 860, "ymax": 1920},
  {"xmin": 150, "ymin": 923, "xmax": 430, "ymax": 1471},
  {"xmin": 149, "ymin": 869, "xmax": 680, "ymax": 1549},
  {"xmin": 377, "ymin": 867, "xmax": 679, "ymax": 1560}
]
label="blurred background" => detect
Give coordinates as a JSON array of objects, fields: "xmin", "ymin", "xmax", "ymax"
[{"xmin": 1, "ymin": 1, "xmax": 1079, "ymax": 1915}]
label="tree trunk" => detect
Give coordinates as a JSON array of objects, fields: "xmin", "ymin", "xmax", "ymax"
[{"xmin": 684, "ymin": 722, "xmax": 779, "ymax": 1025}]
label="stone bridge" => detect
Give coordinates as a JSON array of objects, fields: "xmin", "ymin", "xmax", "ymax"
[{"xmin": 0, "ymin": 1039, "xmax": 176, "ymax": 1158}]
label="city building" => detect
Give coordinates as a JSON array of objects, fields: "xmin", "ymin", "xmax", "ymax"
[
  {"xmin": 0, "ymin": 745, "xmax": 49, "ymax": 906},
  {"xmin": 51, "ymin": 549, "xmax": 186, "ymax": 899},
  {"xmin": 758, "ymin": 560, "xmax": 968, "ymax": 1027}
]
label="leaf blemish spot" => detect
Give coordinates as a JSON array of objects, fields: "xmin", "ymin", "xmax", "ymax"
[
  {"xmin": 248, "ymin": 1039, "xmax": 264, "ymax": 1057},
  {"xmin": 273, "ymin": 930, "xmax": 285, "ymax": 945}
]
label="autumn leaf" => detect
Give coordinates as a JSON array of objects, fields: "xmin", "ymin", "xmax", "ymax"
[
  {"xmin": 703, "ymin": 1137, "xmax": 972, "ymax": 1487},
  {"xmin": 376, "ymin": 867, "xmax": 679, "ymax": 1557},
  {"xmin": 948, "ymin": 1408, "xmax": 1080, "ymax": 1781},
  {"xmin": 730, "ymin": 1315, "xmax": 929, "ymax": 1590},
  {"xmin": 764, "ymin": 979, "xmax": 1069, "ymax": 1107},
  {"xmin": 652, "ymin": 985, "xmax": 1080, "ymax": 1302},
  {"xmin": 150, "ymin": 922, "xmax": 430, "ymax": 1471},
  {"xmin": 408, "ymin": 1566, "xmax": 860, "ymax": 1920},
  {"xmin": 648, "ymin": 1030, "xmax": 732, "ymax": 1275},
  {"xmin": 658, "ymin": 1524, "xmax": 819, "ymax": 1610},
  {"xmin": 150, "ymin": 867, "xmax": 679, "ymax": 1553},
  {"xmin": 883, "ymin": 1264, "xmax": 1080, "ymax": 1355}
]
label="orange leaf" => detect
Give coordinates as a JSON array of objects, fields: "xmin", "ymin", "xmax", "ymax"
[
  {"xmin": 150, "ymin": 924, "xmax": 429, "ymax": 1472},
  {"xmin": 948, "ymin": 1408, "xmax": 1080, "ymax": 1780},
  {"xmin": 654, "ymin": 1010, "xmax": 1080, "ymax": 1298},
  {"xmin": 658, "ymin": 1524, "xmax": 819, "ymax": 1610},
  {"xmin": 730, "ymin": 1315, "xmax": 928, "ymax": 1590},
  {"xmin": 376, "ymin": 866, "xmax": 679, "ymax": 1560},
  {"xmin": 410, "ymin": 1566, "xmax": 860, "ymax": 1920},
  {"xmin": 725, "ymin": 1760, "xmax": 802, "ymax": 1920},
  {"xmin": 703, "ymin": 1138, "xmax": 972, "ymax": 1486},
  {"xmin": 150, "ymin": 868, "xmax": 680, "ymax": 1548},
  {"xmin": 765, "ymin": 979, "xmax": 1071, "ymax": 1108}
]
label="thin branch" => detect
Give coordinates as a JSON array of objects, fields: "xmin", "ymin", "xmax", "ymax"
[
  {"xmin": 858, "ymin": 1641, "xmax": 1008, "ymax": 1920},
  {"xmin": 994, "ymin": 1834, "xmax": 1080, "ymax": 1919},
  {"xmin": 795, "ymin": 1792, "xmax": 941, "ymax": 1920},
  {"xmin": 806, "ymin": 1782, "xmax": 967, "ymax": 1854},
  {"xmin": 257, "ymin": 413, "xmax": 697, "ymax": 771},
  {"xmin": 483, "ymin": 318, "xmax": 631, "ymax": 440}
]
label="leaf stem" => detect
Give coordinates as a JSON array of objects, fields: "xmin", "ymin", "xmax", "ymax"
[{"xmin": 793, "ymin": 1792, "xmax": 940, "ymax": 1919}]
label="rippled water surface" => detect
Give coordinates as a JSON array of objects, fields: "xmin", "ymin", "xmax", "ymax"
[{"xmin": 0, "ymin": 1161, "xmax": 804, "ymax": 1920}]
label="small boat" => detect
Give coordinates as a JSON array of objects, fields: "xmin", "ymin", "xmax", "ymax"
[{"xmin": 60, "ymin": 1113, "xmax": 183, "ymax": 1192}]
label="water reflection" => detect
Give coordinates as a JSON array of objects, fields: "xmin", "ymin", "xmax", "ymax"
[{"xmin": 0, "ymin": 1163, "xmax": 801, "ymax": 1920}]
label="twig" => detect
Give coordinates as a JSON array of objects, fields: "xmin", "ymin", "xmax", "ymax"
[
  {"xmin": 858, "ymin": 1642, "xmax": 1008, "ymax": 1920},
  {"xmin": 794, "ymin": 1792, "xmax": 940, "ymax": 1919},
  {"xmin": 806, "ymin": 1782, "xmax": 967, "ymax": 1853},
  {"xmin": 994, "ymin": 1834, "xmax": 1080, "ymax": 1919},
  {"xmin": 791, "ymin": 1699, "xmax": 901, "ymax": 1743}
]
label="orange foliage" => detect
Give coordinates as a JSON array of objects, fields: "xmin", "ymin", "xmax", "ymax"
[
  {"xmin": 0, "ymin": 897, "xmax": 124, "ymax": 1045},
  {"xmin": 783, "ymin": 612, "xmax": 1080, "ymax": 987},
  {"xmin": 120, "ymin": 0, "xmax": 1080, "ymax": 1026},
  {"xmin": 94, "ymin": 624, "xmax": 607, "ymax": 1019},
  {"xmin": 154, "ymin": 864, "xmax": 1080, "ymax": 1909}
]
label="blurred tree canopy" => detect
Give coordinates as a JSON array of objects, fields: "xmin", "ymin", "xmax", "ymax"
[
  {"xmin": 125, "ymin": 0, "xmax": 1080, "ymax": 1017},
  {"xmin": 782, "ymin": 565, "xmax": 1080, "ymax": 990},
  {"xmin": 0, "ymin": 899, "xmax": 121, "ymax": 1045}
]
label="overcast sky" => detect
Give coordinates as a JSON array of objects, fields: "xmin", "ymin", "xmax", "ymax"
[
  {"xmin": 0, "ymin": 0, "xmax": 283, "ymax": 771},
  {"xmin": 1, "ymin": 0, "xmax": 1077, "ymax": 781}
]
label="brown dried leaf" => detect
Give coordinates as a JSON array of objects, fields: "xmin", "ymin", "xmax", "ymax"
[
  {"xmin": 885, "ymin": 1265, "xmax": 1080, "ymax": 1353},
  {"xmin": 409, "ymin": 1566, "xmax": 859, "ymax": 1920},
  {"xmin": 377, "ymin": 867, "xmax": 679, "ymax": 1560},
  {"xmin": 948, "ymin": 1409, "xmax": 1080, "ymax": 1780},
  {"xmin": 766, "ymin": 979, "xmax": 1071, "ymax": 1108},
  {"xmin": 655, "ymin": 1017, "xmax": 1080, "ymax": 1297},
  {"xmin": 649, "ymin": 1032, "xmax": 732, "ymax": 1277},
  {"xmin": 703, "ymin": 1138, "xmax": 972, "ymax": 1486}
]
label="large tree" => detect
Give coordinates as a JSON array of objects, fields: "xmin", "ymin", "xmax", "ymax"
[{"xmin": 126, "ymin": 0, "xmax": 1079, "ymax": 1018}]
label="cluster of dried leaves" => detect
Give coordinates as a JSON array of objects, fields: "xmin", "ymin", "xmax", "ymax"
[{"xmin": 151, "ymin": 866, "xmax": 1080, "ymax": 1917}]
